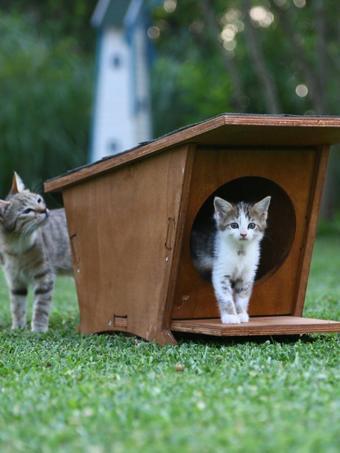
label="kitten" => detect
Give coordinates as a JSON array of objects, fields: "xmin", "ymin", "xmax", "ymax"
[
  {"xmin": 192, "ymin": 196, "xmax": 271, "ymax": 324},
  {"xmin": 0, "ymin": 173, "xmax": 73, "ymax": 332}
]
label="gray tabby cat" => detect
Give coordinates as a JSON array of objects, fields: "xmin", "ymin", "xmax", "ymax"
[
  {"xmin": 0, "ymin": 173, "xmax": 72, "ymax": 332},
  {"xmin": 192, "ymin": 196, "xmax": 271, "ymax": 324}
]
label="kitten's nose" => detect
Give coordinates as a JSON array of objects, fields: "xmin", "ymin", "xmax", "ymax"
[{"xmin": 240, "ymin": 233, "xmax": 247, "ymax": 238}]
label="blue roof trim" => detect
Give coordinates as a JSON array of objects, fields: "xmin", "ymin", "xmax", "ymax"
[
  {"xmin": 91, "ymin": 0, "xmax": 130, "ymax": 28},
  {"xmin": 124, "ymin": 0, "xmax": 144, "ymax": 29},
  {"xmin": 91, "ymin": 0, "xmax": 110, "ymax": 27}
]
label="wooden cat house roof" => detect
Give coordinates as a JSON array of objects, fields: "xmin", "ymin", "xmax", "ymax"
[
  {"xmin": 45, "ymin": 114, "xmax": 340, "ymax": 192},
  {"xmin": 45, "ymin": 113, "xmax": 340, "ymax": 344}
]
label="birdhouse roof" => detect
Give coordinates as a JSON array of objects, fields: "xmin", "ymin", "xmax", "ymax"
[
  {"xmin": 45, "ymin": 113, "xmax": 340, "ymax": 193},
  {"xmin": 91, "ymin": 0, "xmax": 129, "ymax": 28}
]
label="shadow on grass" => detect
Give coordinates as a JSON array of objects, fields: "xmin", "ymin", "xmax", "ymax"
[
  {"xmin": 96, "ymin": 330, "xmax": 323, "ymax": 348},
  {"xmin": 173, "ymin": 332, "xmax": 320, "ymax": 347}
]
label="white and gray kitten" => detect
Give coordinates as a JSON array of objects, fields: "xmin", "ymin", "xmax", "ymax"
[
  {"xmin": 0, "ymin": 173, "xmax": 72, "ymax": 332},
  {"xmin": 193, "ymin": 196, "xmax": 271, "ymax": 324}
]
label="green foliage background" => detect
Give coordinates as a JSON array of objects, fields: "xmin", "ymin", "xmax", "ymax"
[
  {"xmin": 0, "ymin": 0, "xmax": 339, "ymax": 211},
  {"xmin": 0, "ymin": 1, "xmax": 96, "ymax": 201},
  {"xmin": 150, "ymin": 0, "xmax": 340, "ymax": 134}
]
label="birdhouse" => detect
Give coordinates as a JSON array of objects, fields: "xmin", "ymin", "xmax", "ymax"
[
  {"xmin": 90, "ymin": 0, "xmax": 152, "ymax": 160},
  {"xmin": 45, "ymin": 114, "xmax": 340, "ymax": 344}
]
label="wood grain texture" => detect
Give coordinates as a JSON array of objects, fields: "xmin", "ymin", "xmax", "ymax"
[
  {"xmin": 63, "ymin": 146, "xmax": 192, "ymax": 344},
  {"xmin": 294, "ymin": 146, "xmax": 330, "ymax": 315},
  {"xmin": 44, "ymin": 114, "xmax": 340, "ymax": 193},
  {"xmin": 159, "ymin": 145, "xmax": 195, "ymax": 333},
  {"xmin": 172, "ymin": 147, "xmax": 318, "ymax": 319},
  {"xmin": 171, "ymin": 316, "xmax": 340, "ymax": 336}
]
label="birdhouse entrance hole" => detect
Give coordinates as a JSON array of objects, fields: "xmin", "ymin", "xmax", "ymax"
[{"xmin": 190, "ymin": 176, "xmax": 296, "ymax": 282}]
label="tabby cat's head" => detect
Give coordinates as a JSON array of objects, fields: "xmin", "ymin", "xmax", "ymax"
[
  {"xmin": 0, "ymin": 172, "xmax": 49, "ymax": 235},
  {"xmin": 214, "ymin": 196, "xmax": 271, "ymax": 243}
]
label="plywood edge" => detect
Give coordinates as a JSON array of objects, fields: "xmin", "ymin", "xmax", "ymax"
[
  {"xmin": 222, "ymin": 114, "xmax": 340, "ymax": 129},
  {"xmin": 159, "ymin": 144, "xmax": 195, "ymax": 331},
  {"xmin": 171, "ymin": 316, "xmax": 340, "ymax": 336},
  {"xmin": 294, "ymin": 146, "xmax": 330, "ymax": 315}
]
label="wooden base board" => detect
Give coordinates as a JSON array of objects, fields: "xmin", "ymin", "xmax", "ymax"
[{"xmin": 171, "ymin": 316, "xmax": 340, "ymax": 337}]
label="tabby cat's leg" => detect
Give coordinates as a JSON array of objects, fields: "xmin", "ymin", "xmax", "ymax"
[
  {"xmin": 212, "ymin": 272, "xmax": 240, "ymax": 324},
  {"xmin": 234, "ymin": 279, "xmax": 253, "ymax": 323},
  {"xmin": 32, "ymin": 270, "xmax": 55, "ymax": 333},
  {"xmin": 10, "ymin": 287, "xmax": 28, "ymax": 329}
]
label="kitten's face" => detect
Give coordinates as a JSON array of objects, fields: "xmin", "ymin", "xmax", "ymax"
[
  {"xmin": 0, "ymin": 173, "xmax": 49, "ymax": 235},
  {"xmin": 214, "ymin": 196, "xmax": 271, "ymax": 243}
]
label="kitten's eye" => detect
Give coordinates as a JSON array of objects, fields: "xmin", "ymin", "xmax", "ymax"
[
  {"xmin": 23, "ymin": 208, "xmax": 32, "ymax": 214},
  {"xmin": 37, "ymin": 197, "xmax": 42, "ymax": 204},
  {"xmin": 248, "ymin": 222, "xmax": 256, "ymax": 229},
  {"xmin": 230, "ymin": 222, "xmax": 239, "ymax": 229}
]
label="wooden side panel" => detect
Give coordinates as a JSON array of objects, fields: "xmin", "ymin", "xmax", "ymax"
[
  {"xmin": 172, "ymin": 147, "xmax": 321, "ymax": 319},
  {"xmin": 63, "ymin": 145, "xmax": 191, "ymax": 344}
]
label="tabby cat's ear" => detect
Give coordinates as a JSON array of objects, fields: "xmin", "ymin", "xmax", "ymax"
[
  {"xmin": 9, "ymin": 172, "xmax": 26, "ymax": 195},
  {"xmin": 214, "ymin": 197, "xmax": 234, "ymax": 220}
]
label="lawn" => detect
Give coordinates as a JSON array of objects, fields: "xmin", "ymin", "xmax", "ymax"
[{"xmin": 0, "ymin": 235, "xmax": 339, "ymax": 453}]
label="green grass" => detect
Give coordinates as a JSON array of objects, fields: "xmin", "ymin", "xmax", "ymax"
[{"xmin": 0, "ymin": 236, "xmax": 339, "ymax": 453}]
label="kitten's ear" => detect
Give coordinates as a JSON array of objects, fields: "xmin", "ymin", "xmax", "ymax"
[
  {"xmin": 9, "ymin": 172, "xmax": 26, "ymax": 195},
  {"xmin": 214, "ymin": 197, "xmax": 234, "ymax": 220},
  {"xmin": 253, "ymin": 196, "xmax": 271, "ymax": 218}
]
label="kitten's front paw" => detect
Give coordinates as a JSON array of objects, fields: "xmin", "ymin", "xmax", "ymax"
[
  {"xmin": 221, "ymin": 314, "xmax": 240, "ymax": 324},
  {"xmin": 238, "ymin": 312, "xmax": 249, "ymax": 323}
]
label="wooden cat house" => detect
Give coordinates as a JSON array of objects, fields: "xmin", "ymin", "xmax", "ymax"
[{"xmin": 44, "ymin": 114, "xmax": 340, "ymax": 344}]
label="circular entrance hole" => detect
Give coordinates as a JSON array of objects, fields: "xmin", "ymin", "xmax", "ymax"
[{"xmin": 190, "ymin": 177, "xmax": 296, "ymax": 281}]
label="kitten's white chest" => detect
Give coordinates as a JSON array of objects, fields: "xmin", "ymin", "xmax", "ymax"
[{"xmin": 214, "ymin": 235, "xmax": 260, "ymax": 280}]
